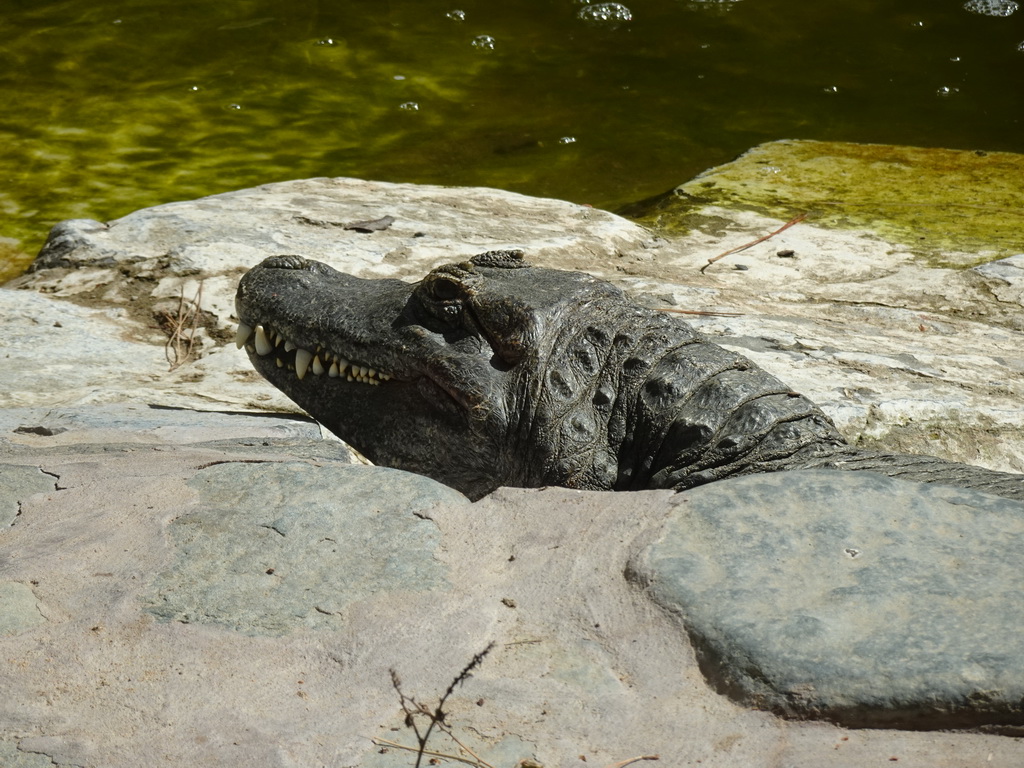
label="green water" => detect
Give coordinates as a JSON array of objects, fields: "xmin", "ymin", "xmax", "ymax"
[{"xmin": 2, "ymin": 0, "xmax": 1023, "ymax": 279}]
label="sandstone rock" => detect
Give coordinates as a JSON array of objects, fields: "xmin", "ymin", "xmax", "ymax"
[
  {"xmin": 6, "ymin": 154, "xmax": 1022, "ymax": 472},
  {"xmin": 0, "ymin": 582, "xmax": 46, "ymax": 636},
  {"xmin": 0, "ymin": 464, "xmax": 55, "ymax": 528},
  {"xmin": 974, "ymin": 253, "xmax": 1024, "ymax": 307},
  {"xmin": 3, "ymin": 417, "xmax": 1024, "ymax": 765},
  {"xmin": 2, "ymin": 147, "xmax": 1024, "ymax": 765},
  {"xmin": 147, "ymin": 462, "xmax": 464, "ymax": 635}
]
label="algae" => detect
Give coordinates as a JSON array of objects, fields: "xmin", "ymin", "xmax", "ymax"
[{"xmin": 630, "ymin": 140, "xmax": 1024, "ymax": 267}]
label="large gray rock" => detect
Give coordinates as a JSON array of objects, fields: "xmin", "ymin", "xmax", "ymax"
[{"xmin": 633, "ymin": 470, "xmax": 1024, "ymax": 729}]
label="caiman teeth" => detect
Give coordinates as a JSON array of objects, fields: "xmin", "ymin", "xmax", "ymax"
[
  {"xmin": 254, "ymin": 324, "xmax": 273, "ymax": 356},
  {"xmin": 238, "ymin": 322, "xmax": 392, "ymax": 387},
  {"xmin": 294, "ymin": 348, "xmax": 313, "ymax": 380},
  {"xmin": 235, "ymin": 322, "xmax": 253, "ymax": 349}
]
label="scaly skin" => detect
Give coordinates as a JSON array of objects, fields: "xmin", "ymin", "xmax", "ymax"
[{"xmin": 235, "ymin": 251, "xmax": 1024, "ymax": 502}]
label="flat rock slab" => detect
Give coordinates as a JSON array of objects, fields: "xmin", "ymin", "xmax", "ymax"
[
  {"xmin": 0, "ymin": 464, "xmax": 55, "ymax": 528},
  {"xmin": 6, "ymin": 150, "xmax": 1023, "ymax": 472},
  {"xmin": 147, "ymin": 462, "xmax": 464, "ymax": 635},
  {"xmin": 0, "ymin": 402, "xmax": 328, "ymax": 447},
  {"xmin": 0, "ymin": 581, "xmax": 46, "ymax": 636},
  {"xmin": 635, "ymin": 470, "xmax": 1024, "ymax": 730},
  {"xmin": 2, "ymin": 147, "xmax": 1024, "ymax": 764},
  {"xmin": 4, "ymin": 423, "xmax": 1024, "ymax": 766}
]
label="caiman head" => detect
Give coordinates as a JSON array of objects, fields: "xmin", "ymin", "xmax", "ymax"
[{"xmin": 234, "ymin": 250, "xmax": 635, "ymax": 499}]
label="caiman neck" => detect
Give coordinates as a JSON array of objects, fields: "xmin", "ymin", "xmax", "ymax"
[{"xmin": 608, "ymin": 311, "xmax": 847, "ymax": 491}]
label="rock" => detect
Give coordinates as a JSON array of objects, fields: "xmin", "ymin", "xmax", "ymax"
[
  {"xmin": 147, "ymin": 462, "xmax": 464, "ymax": 635},
  {"xmin": 3, "ymin": 421, "xmax": 1024, "ymax": 765},
  {"xmin": 628, "ymin": 140, "xmax": 1024, "ymax": 268},
  {"xmin": 632, "ymin": 470, "xmax": 1024, "ymax": 729},
  {"xmin": 0, "ymin": 582, "xmax": 45, "ymax": 636},
  {"xmin": 973, "ymin": 253, "xmax": 1024, "ymax": 308},
  {"xmin": 6, "ymin": 155, "xmax": 1023, "ymax": 473},
  {"xmin": 0, "ymin": 402, "xmax": 329, "ymax": 449},
  {"xmin": 0, "ymin": 464, "xmax": 55, "ymax": 528},
  {"xmin": 2, "ymin": 147, "xmax": 1024, "ymax": 765},
  {"xmin": 620, "ymin": 141, "xmax": 1024, "ymax": 471},
  {"xmin": 0, "ymin": 291, "xmax": 168, "ymax": 409}
]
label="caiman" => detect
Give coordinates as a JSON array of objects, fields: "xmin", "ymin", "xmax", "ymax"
[{"xmin": 235, "ymin": 250, "xmax": 1024, "ymax": 502}]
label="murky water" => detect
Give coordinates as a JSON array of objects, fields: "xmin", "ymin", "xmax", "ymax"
[{"xmin": 2, "ymin": 0, "xmax": 1022, "ymax": 278}]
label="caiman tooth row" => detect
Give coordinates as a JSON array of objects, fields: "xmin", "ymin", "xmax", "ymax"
[{"xmin": 234, "ymin": 322, "xmax": 392, "ymax": 386}]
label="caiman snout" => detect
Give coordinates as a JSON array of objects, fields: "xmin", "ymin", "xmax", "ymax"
[{"xmin": 255, "ymin": 254, "xmax": 335, "ymax": 273}]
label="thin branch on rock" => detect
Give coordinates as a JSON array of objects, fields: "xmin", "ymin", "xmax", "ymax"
[
  {"xmin": 389, "ymin": 641, "xmax": 496, "ymax": 768},
  {"xmin": 160, "ymin": 281, "xmax": 204, "ymax": 371},
  {"xmin": 657, "ymin": 308, "xmax": 742, "ymax": 317},
  {"xmin": 372, "ymin": 736, "xmax": 490, "ymax": 767},
  {"xmin": 380, "ymin": 642, "xmax": 657, "ymax": 768},
  {"xmin": 600, "ymin": 756, "xmax": 660, "ymax": 768},
  {"xmin": 699, "ymin": 212, "xmax": 808, "ymax": 273}
]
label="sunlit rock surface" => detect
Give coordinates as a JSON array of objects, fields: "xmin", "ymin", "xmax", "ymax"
[
  {"xmin": 2, "ymin": 145, "xmax": 1024, "ymax": 766},
  {"xmin": 6, "ymin": 149, "xmax": 1023, "ymax": 471}
]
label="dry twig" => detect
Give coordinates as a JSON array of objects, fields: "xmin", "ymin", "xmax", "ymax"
[
  {"xmin": 657, "ymin": 308, "xmax": 742, "ymax": 317},
  {"xmin": 372, "ymin": 736, "xmax": 489, "ymax": 767},
  {"xmin": 699, "ymin": 212, "xmax": 808, "ymax": 273},
  {"xmin": 380, "ymin": 642, "xmax": 658, "ymax": 768},
  {"xmin": 601, "ymin": 756, "xmax": 660, "ymax": 768},
  {"xmin": 389, "ymin": 642, "xmax": 496, "ymax": 768},
  {"xmin": 160, "ymin": 281, "xmax": 204, "ymax": 370}
]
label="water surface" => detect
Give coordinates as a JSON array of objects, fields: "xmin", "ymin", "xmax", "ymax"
[{"xmin": 2, "ymin": 0, "xmax": 1022, "ymax": 278}]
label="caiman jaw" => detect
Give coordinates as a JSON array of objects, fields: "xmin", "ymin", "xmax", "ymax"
[{"xmin": 234, "ymin": 321, "xmax": 393, "ymax": 386}]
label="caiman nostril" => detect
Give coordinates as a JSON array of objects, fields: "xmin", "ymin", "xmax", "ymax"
[{"xmin": 260, "ymin": 255, "xmax": 313, "ymax": 270}]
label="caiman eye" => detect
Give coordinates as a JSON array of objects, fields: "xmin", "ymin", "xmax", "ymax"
[{"xmin": 431, "ymin": 277, "xmax": 461, "ymax": 301}]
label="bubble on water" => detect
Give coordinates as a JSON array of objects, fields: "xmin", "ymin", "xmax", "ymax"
[
  {"xmin": 936, "ymin": 86, "xmax": 960, "ymax": 96},
  {"xmin": 949, "ymin": 55, "xmax": 962, "ymax": 62},
  {"xmin": 822, "ymin": 85, "xmax": 839, "ymax": 94},
  {"xmin": 316, "ymin": 38, "xmax": 336, "ymax": 46},
  {"xmin": 577, "ymin": 3, "xmax": 633, "ymax": 23},
  {"xmin": 558, "ymin": 136, "xmax": 577, "ymax": 144},
  {"xmin": 226, "ymin": 104, "xmax": 242, "ymax": 110},
  {"xmin": 684, "ymin": 0, "xmax": 743, "ymax": 14},
  {"xmin": 471, "ymin": 34, "xmax": 496, "ymax": 51},
  {"xmin": 393, "ymin": 75, "xmax": 406, "ymax": 80},
  {"xmin": 446, "ymin": 10, "xmax": 466, "ymax": 22},
  {"xmin": 963, "ymin": 0, "xmax": 1018, "ymax": 16},
  {"xmin": 399, "ymin": 102, "xmax": 419, "ymax": 111},
  {"xmin": 1018, "ymin": 40, "xmax": 1024, "ymax": 51}
]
